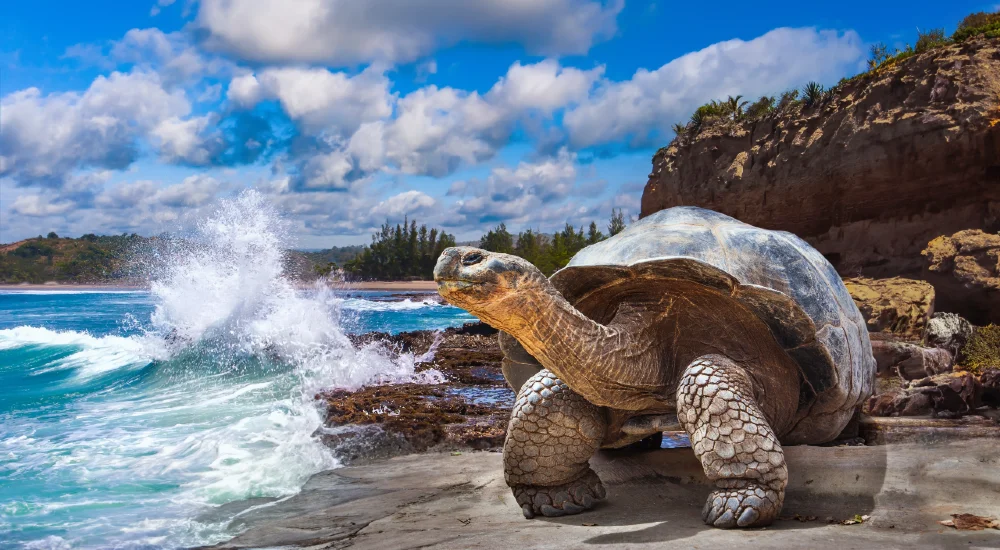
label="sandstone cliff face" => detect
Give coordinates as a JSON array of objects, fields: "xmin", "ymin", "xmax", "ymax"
[
  {"xmin": 642, "ymin": 37, "xmax": 1000, "ymax": 281},
  {"xmin": 844, "ymin": 277, "xmax": 935, "ymax": 341},
  {"xmin": 922, "ymin": 229, "xmax": 1000, "ymax": 324}
]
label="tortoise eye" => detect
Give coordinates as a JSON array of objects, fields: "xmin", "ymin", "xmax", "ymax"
[{"xmin": 462, "ymin": 252, "xmax": 484, "ymax": 266}]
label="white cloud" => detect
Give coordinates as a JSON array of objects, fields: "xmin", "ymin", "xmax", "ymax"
[
  {"xmin": 226, "ymin": 66, "xmax": 393, "ymax": 136},
  {"xmin": 150, "ymin": 115, "xmax": 220, "ymax": 165},
  {"xmin": 111, "ymin": 28, "xmax": 234, "ymax": 86},
  {"xmin": 563, "ymin": 27, "xmax": 864, "ymax": 148},
  {"xmin": 0, "ymin": 71, "xmax": 190, "ymax": 186},
  {"xmin": 152, "ymin": 174, "xmax": 225, "ymax": 207},
  {"xmin": 196, "ymin": 0, "xmax": 623, "ymax": 65},
  {"xmin": 487, "ymin": 60, "xmax": 603, "ymax": 113},
  {"xmin": 10, "ymin": 195, "xmax": 76, "ymax": 217},
  {"xmin": 448, "ymin": 149, "xmax": 580, "ymax": 225}
]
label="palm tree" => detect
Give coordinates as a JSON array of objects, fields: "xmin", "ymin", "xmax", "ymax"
[{"xmin": 723, "ymin": 95, "xmax": 749, "ymax": 121}]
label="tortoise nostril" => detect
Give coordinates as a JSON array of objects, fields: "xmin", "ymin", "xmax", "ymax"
[{"xmin": 461, "ymin": 252, "xmax": 484, "ymax": 266}]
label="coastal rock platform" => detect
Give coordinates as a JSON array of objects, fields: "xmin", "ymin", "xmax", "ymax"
[{"xmin": 201, "ymin": 436, "xmax": 999, "ymax": 549}]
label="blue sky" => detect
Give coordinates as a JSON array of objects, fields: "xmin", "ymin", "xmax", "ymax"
[{"xmin": 0, "ymin": 0, "xmax": 986, "ymax": 247}]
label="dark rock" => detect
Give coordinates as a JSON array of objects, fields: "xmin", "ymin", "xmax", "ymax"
[
  {"xmin": 980, "ymin": 368, "xmax": 1000, "ymax": 407},
  {"xmin": 870, "ymin": 337, "xmax": 953, "ymax": 379},
  {"xmin": 317, "ymin": 325, "xmax": 512, "ymax": 464},
  {"xmin": 866, "ymin": 372, "xmax": 982, "ymax": 417}
]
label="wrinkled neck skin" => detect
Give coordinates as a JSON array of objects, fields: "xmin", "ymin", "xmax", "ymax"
[{"xmin": 480, "ymin": 283, "xmax": 671, "ymax": 412}]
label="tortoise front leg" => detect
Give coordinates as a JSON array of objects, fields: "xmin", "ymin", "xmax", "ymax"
[
  {"xmin": 504, "ymin": 369, "xmax": 607, "ymax": 518},
  {"xmin": 677, "ymin": 355, "xmax": 787, "ymax": 528}
]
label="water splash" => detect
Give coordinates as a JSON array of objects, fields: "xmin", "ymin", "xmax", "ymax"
[{"xmin": 0, "ymin": 189, "xmax": 442, "ymax": 548}]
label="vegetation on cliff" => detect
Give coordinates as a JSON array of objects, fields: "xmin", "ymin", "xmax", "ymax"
[
  {"xmin": 0, "ymin": 233, "xmax": 153, "ymax": 284},
  {"xmin": 669, "ymin": 9, "xmax": 1000, "ymax": 146}
]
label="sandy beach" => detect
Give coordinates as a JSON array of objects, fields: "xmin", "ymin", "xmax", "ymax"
[{"xmin": 0, "ymin": 281, "xmax": 440, "ymax": 292}]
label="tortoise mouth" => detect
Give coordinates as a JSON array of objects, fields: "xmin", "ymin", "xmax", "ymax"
[{"xmin": 435, "ymin": 278, "xmax": 486, "ymax": 291}]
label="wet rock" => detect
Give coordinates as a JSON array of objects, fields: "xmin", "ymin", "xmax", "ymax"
[
  {"xmin": 926, "ymin": 312, "xmax": 975, "ymax": 356},
  {"xmin": 866, "ymin": 372, "xmax": 982, "ymax": 417},
  {"xmin": 922, "ymin": 229, "xmax": 1000, "ymax": 325},
  {"xmin": 845, "ymin": 277, "xmax": 935, "ymax": 341},
  {"xmin": 980, "ymin": 368, "xmax": 1000, "ymax": 407},
  {"xmin": 318, "ymin": 323, "xmax": 512, "ymax": 464},
  {"xmin": 870, "ymin": 337, "xmax": 953, "ymax": 379}
]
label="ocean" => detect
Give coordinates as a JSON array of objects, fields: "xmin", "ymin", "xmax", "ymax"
[{"xmin": 0, "ymin": 192, "xmax": 476, "ymax": 549}]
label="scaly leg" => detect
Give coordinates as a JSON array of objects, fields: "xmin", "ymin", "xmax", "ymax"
[
  {"xmin": 504, "ymin": 369, "xmax": 607, "ymax": 518},
  {"xmin": 676, "ymin": 355, "xmax": 787, "ymax": 528}
]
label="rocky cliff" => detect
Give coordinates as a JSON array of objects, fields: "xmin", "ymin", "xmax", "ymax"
[{"xmin": 642, "ymin": 37, "xmax": 1000, "ymax": 281}]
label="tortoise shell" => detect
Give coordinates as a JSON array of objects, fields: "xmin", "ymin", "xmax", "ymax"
[{"xmin": 549, "ymin": 207, "xmax": 876, "ymax": 443}]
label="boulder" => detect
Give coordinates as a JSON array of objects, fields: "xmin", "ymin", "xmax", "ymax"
[
  {"xmin": 641, "ymin": 38, "xmax": 1000, "ymax": 283},
  {"xmin": 925, "ymin": 312, "xmax": 975, "ymax": 356},
  {"xmin": 844, "ymin": 277, "xmax": 935, "ymax": 341},
  {"xmin": 922, "ymin": 229, "xmax": 1000, "ymax": 325},
  {"xmin": 980, "ymin": 368, "xmax": 1000, "ymax": 407},
  {"xmin": 870, "ymin": 337, "xmax": 953, "ymax": 380},
  {"xmin": 866, "ymin": 372, "xmax": 982, "ymax": 417}
]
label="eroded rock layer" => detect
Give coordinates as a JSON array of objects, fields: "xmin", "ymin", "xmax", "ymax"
[{"xmin": 642, "ymin": 38, "xmax": 1000, "ymax": 286}]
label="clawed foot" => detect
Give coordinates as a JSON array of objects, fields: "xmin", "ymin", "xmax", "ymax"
[
  {"xmin": 702, "ymin": 483, "xmax": 781, "ymax": 528},
  {"xmin": 512, "ymin": 469, "xmax": 606, "ymax": 518}
]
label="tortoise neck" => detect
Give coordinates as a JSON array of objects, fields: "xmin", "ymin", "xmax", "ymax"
[{"xmin": 496, "ymin": 284, "xmax": 666, "ymax": 411}]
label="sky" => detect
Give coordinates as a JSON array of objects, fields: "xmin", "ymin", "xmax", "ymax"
[{"xmin": 0, "ymin": 0, "xmax": 987, "ymax": 248}]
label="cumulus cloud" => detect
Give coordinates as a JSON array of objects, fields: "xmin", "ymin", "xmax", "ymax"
[
  {"xmin": 0, "ymin": 71, "xmax": 190, "ymax": 187},
  {"xmin": 226, "ymin": 66, "xmax": 393, "ymax": 135},
  {"xmin": 229, "ymin": 59, "xmax": 604, "ymax": 186},
  {"xmin": 196, "ymin": 0, "xmax": 623, "ymax": 65},
  {"xmin": 563, "ymin": 27, "xmax": 865, "ymax": 148},
  {"xmin": 110, "ymin": 28, "xmax": 234, "ymax": 86},
  {"xmin": 10, "ymin": 195, "xmax": 76, "ymax": 217},
  {"xmin": 447, "ymin": 149, "xmax": 581, "ymax": 226}
]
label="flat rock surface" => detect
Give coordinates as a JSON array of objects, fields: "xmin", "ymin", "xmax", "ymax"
[{"xmin": 202, "ymin": 438, "xmax": 1000, "ymax": 549}]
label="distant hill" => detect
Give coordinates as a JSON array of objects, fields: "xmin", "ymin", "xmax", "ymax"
[
  {"xmin": 0, "ymin": 234, "xmax": 155, "ymax": 284},
  {"xmin": 0, "ymin": 233, "xmax": 367, "ymax": 284}
]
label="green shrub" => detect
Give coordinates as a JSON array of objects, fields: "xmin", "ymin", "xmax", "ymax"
[
  {"xmin": 961, "ymin": 325, "xmax": 1000, "ymax": 374},
  {"xmin": 777, "ymin": 89, "xmax": 799, "ymax": 110},
  {"xmin": 802, "ymin": 81, "xmax": 824, "ymax": 108},
  {"xmin": 689, "ymin": 100, "xmax": 726, "ymax": 129},
  {"xmin": 957, "ymin": 11, "xmax": 1000, "ymax": 32},
  {"xmin": 745, "ymin": 95, "xmax": 776, "ymax": 120},
  {"xmin": 867, "ymin": 43, "xmax": 894, "ymax": 70},
  {"xmin": 953, "ymin": 14, "xmax": 1000, "ymax": 42},
  {"xmin": 915, "ymin": 28, "xmax": 948, "ymax": 52}
]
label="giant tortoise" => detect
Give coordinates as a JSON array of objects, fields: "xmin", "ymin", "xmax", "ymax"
[{"xmin": 433, "ymin": 206, "xmax": 876, "ymax": 528}]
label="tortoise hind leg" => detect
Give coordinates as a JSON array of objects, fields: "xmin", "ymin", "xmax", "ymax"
[
  {"xmin": 504, "ymin": 369, "xmax": 607, "ymax": 518},
  {"xmin": 677, "ymin": 355, "xmax": 788, "ymax": 528}
]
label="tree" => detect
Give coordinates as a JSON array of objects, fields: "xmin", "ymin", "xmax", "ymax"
[
  {"xmin": 586, "ymin": 221, "xmax": 604, "ymax": 244},
  {"xmin": 608, "ymin": 209, "xmax": 627, "ymax": 236},
  {"xmin": 479, "ymin": 223, "xmax": 514, "ymax": 254},
  {"xmin": 47, "ymin": 232, "xmax": 59, "ymax": 239}
]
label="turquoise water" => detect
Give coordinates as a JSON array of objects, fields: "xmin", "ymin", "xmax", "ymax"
[
  {"xmin": 0, "ymin": 191, "xmax": 478, "ymax": 549},
  {"xmin": 0, "ymin": 289, "xmax": 474, "ymax": 549}
]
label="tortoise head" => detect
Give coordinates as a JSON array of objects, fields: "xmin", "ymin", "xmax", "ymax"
[{"xmin": 433, "ymin": 247, "xmax": 550, "ymax": 324}]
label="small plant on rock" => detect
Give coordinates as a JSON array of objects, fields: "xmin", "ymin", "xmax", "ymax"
[
  {"xmin": 867, "ymin": 43, "xmax": 894, "ymax": 70},
  {"xmin": 745, "ymin": 95, "xmax": 776, "ymax": 121},
  {"xmin": 915, "ymin": 28, "xmax": 948, "ymax": 52},
  {"xmin": 960, "ymin": 324, "xmax": 1000, "ymax": 374},
  {"xmin": 802, "ymin": 81, "xmax": 824, "ymax": 108}
]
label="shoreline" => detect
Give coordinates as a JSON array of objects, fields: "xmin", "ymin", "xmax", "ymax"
[{"xmin": 0, "ymin": 280, "xmax": 440, "ymax": 292}]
